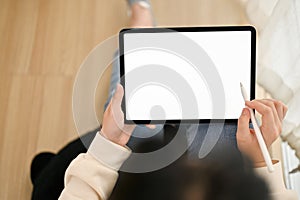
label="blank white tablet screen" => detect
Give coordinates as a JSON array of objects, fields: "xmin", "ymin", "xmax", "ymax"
[{"xmin": 123, "ymin": 31, "xmax": 252, "ymax": 120}]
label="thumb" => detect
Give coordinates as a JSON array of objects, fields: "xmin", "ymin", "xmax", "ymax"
[
  {"xmin": 112, "ymin": 84, "xmax": 124, "ymax": 108},
  {"xmin": 237, "ymin": 108, "xmax": 251, "ymax": 134}
]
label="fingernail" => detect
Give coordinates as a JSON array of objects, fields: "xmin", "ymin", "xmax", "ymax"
[
  {"xmin": 147, "ymin": 124, "xmax": 156, "ymax": 129},
  {"xmin": 242, "ymin": 108, "xmax": 248, "ymax": 115}
]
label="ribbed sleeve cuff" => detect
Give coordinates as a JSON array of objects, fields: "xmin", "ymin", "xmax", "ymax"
[
  {"xmin": 255, "ymin": 161, "xmax": 286, "ymax": 192},
  {"xmin": 87, "ymin": 131, "xmax": 132, "ymax": 171}
]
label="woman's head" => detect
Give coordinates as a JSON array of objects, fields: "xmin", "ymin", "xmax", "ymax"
[{"xmin": 109, "ymin": 144, "xmax": 270, "ymax": 200}]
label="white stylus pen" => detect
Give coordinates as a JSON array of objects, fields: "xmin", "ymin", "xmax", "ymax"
[{"xmin": 240, "ymin": 83, "xmax": 274, "ymax": 172}]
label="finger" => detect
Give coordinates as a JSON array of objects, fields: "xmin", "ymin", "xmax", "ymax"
[
  {"xmin": 112, "ymin": 84, "xmax": 124, "ymax": 108},
  {"xmin": 252, "ymin": 99, "xmax": 283, "ymax": 135},
  {"xmin": 282, "ymin": 103, "xmax": 288, "ymax": 118},
  {"xmin": 246, "ymin": 100, "xmax": 276, "ymax": 126},
  {"xmin": 265, "ymin": 99, "xmax": 288, "ymax": 119},
  {"xmin": 264, "ymin": 99, "xmax": 284, "ymax": 120},
  {"xmin": 110, "ymin": 84, "xmax": 125, "ymax": 130},
  {"xmin": 276, "ymin": 101, "xmax": 287, "ymax": 120},
  {"xmin": 146, "ymin": 124, "xmax": 156, "ymax": 129},
  {"xmin": 237, "ymin": 108, "xmax": 251, "ymax": 138},
  {"xmin": 256, "ymin": 99, "xmax": 281, "ymax": 126}
]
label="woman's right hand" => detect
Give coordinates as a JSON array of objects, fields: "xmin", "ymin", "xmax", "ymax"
[{"xmin": 236, "ymin": 99, "xmax": 288, "ymax": 166}]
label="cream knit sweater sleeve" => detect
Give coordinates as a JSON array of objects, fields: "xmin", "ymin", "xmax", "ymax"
[
  {"xmin": 58, "ymin": 132, "xmax": 131, "ymax": 200},
  {"xmin": 255, "ymin": 161, "xmax": 298, "ymax": 200}
]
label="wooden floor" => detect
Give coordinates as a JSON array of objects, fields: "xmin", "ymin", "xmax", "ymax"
[{"xmin": 0, "ymin": 0, "xmax": 248, "ymax": 199}]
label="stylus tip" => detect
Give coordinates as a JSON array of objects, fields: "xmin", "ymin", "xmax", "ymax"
[{"xmin": 240, "ymin": 82, "xmax": 243, "ymax": 88}]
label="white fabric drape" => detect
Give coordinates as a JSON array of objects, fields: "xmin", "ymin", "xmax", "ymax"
[{"xmin": 242, "ymin": 0, "xmax": 300, "ymax": 159}]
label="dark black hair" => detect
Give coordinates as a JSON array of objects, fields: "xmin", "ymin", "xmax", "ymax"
[{"xmin": 109, "ymin": 134, "xmax": 271, "ymax": 200}]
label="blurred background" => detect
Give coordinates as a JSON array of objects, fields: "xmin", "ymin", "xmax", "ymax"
[{"xmin": 0, "ymin": 0, "xmax": 299, "ymax": 199}]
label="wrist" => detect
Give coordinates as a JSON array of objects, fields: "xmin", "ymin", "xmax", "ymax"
[
  {"xmin": 254, "ymin": 160, "xmax": 279, "ymax": 168},
  {"xmin": 240, "ymin": 149, "xmax": 265, "ymax": 167},
  {"xmin": 99, "ymin": 129, "xmax": 127, "ymax": 147},
  {"xmin": 253, "ymin": 161, "xmax": 267, "ymax": 168},
  {"xmin": 240, "ymin": 149, "xmax": 266, "ymax": 167}
]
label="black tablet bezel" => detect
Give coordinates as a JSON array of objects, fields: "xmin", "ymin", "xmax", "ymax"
[{"xmin": 119, "ymin": 26, "xmax": 256, "ymax": 124}]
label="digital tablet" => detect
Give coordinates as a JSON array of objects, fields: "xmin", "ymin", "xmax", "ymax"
[{"xmin": 119, "ymin": 26, "xmax": 256, "ymax": 124}]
